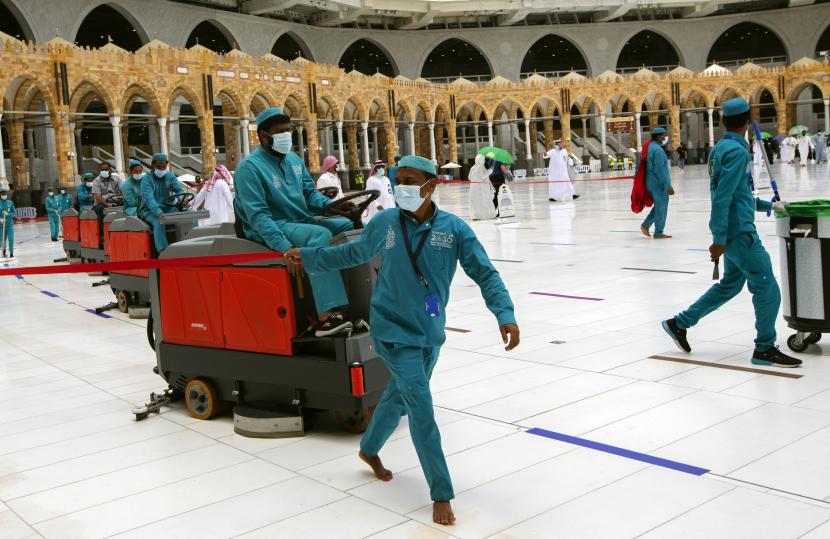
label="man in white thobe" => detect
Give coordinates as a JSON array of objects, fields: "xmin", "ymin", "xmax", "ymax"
[
  {"xmin": 545, "ymin": 140, "xmax": 579, "ymax": 202},
  {"xmin": 797, "ymin": 132, "xmax": 814, "ymax": 166}
]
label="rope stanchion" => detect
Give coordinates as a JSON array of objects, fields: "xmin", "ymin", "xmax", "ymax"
[
  {"xmin": 438, "ymin": 175, "xmax": 634, "ymax": 185},
  {"xmin": 0, "ymin": 251, "xmax": 284, "ymax": 277}
]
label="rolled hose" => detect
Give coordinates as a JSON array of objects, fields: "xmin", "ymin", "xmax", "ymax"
[{"xmin": 146, "ymin": 311, "xmax": 155, "ymax": 351}]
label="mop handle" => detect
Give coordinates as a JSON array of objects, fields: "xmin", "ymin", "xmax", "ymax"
[
  {"xmin": 751, "ymin": 122, "xmax": 780, "ymax": 216},
  {"xmin": 1, "ymin": 211, "xmax": 6, "ymax": 254}
]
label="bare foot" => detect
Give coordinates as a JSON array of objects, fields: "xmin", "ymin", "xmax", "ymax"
[
  {"xmin": 433, "ymin": 501, "xmax": 456, "ymax": 525},
  {"xmin": 640, "ymin": 225, "xmax": 651, "ymax": 237},
  {"xmin": 359, "ymin": 451, "xmax": 393, "ymax": 481}
]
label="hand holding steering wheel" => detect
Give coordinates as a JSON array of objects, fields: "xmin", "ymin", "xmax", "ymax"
[
  {"xmin": 105, "ymin": 194, "xmax": 123, "ymax": 207},
  {"xmin": 317, "ymin": 186, "xmax": 340, "ymax": 200},
  {"xmin": 322, "ymin": 190, "xmax": 379, "ymax": 227},
  {"xmin": 162, "ymin": 192, "xmax": 194, "ymax": 211}
]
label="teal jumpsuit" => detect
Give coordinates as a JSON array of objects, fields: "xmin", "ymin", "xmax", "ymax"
[
  {"xmin": 139, "ymin": 171, "xmax": 185, "ymax": 252},
  {"xmin": 57, "ymin": 192, "xmax": 73, "ymax": 214},
  {"xmin": 121, "ymin": 177, "xmax": 142, "ymax": 217},
  {"xmin": 301, "ymin": 206, "xmax": 516, "ymax": 502},
  {"xmin": 234, "ymin": 146, "xmax": 353, "ymax": 314},
  {"xmin": 76, "ymin": 183, "xmax": 94, "ymax": 209},
  {"xmin": 44, "ymin": 194, "xmax": 61, "ymax": 240},
  {"xmin": 675, "ymin": 132, "xmax": 778, "ymax": 351},
  {"xmin": 640, "ymin": 142, "xmax": 672, "ymax": 236},
  {"xmin": 0, "ymin": 198, "xmax": 17, "ymax": 256}
]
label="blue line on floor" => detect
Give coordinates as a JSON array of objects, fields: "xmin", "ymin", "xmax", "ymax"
[
  {"xmin": 85, "ymin": 308, "xmax": 112, "ymax": 319},
  {"xmin": 15, "ymin": 275, "xmax": 23, "ymax": 280},
  {"xmin": 526, "ymin": 428, "xmax": 710, "ymax": 476},
  {"xmin": 40, "ymin": 290, "xmax": 59, "ymax": 298}
]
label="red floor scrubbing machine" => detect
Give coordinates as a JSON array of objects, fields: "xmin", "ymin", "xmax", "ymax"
[{"xmin": 135, "ymin": 190, "xmax": 387, "ymax": 436}]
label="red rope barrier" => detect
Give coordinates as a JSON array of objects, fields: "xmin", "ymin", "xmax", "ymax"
[{"xmin": 438, "ymin": 175, "xmax": 633, "ymax": 185}]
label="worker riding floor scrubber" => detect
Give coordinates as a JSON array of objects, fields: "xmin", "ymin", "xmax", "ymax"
[
  {"xmin": 109, "ymin": 192, "xmax": 207, "ymax": 314},
  {"xmin": 60, "ymin": 208, "xmax": 82, "ymax": 261},
  {"xmin": 135, "ymin": 190, "xmax": 387, "ymax": 437},
  {"xmin": 80, "ymin": 195, "xmax": 126, "ymax": 264}
]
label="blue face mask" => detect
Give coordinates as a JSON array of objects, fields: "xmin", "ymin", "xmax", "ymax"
[
  {"xmin": 132, "ymin": 174, "xmax": 143, "ymax": 181},
  {"xmin": 661, "ymin": 136, "xmax": 670, "ymax": 146},
  {"xmin": 394, "ymin": 181, "xmax": 430, "ymax": 212},
  {"xmin": 377, "ymin": 168, "xmax": 386, "ymax": 177},
  {"xmin": 153, "ymin": 168, "xmax": 166, "ymax": 178},
  {"xmin": 100, "ymin": 171, "xmax": 110, "ymax": 178},
  {"xmin": 271, "ymin": 132, "xmax": 293, "ymax": 154}
]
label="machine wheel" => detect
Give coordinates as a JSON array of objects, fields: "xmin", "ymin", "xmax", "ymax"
[
  {"xmin": 336, "ymin": 406, "xmax": 375, "ymax": 433},
  {"xmin": 806, "ymin": 333, "xmax": 822, "ymax": 344},
  {"xmin": 787, "ymin": 334, "xmax": 809, "ymax": 353},
  {"xmin": 184, "ymin": 379, "xmax": 221, "ymax": 420},
  {"xmin": 116, "ymin": 291, "xmax": 130, "ymax": 313}
]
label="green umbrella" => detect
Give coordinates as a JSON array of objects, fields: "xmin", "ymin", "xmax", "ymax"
[
  {"xmin": 478, "ymin": 146, "xmax": 515, "ymax": 165},
  {"xmin": 789, "ymin": 125, "xmax": 809, "ymax": 135},
  {"xmin": 760, "ymin": 131, "xmax": 771, "ymax": 140}
]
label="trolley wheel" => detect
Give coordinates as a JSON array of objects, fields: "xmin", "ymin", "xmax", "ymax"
[
  {"xmin": 806, "ymin": 333, "xmax": 822, "ymax": 344},
  {"xmin": 116, "ymin": 290, "xmax": 130, "ymax": 313},
  {"xmin": 184, "ymin": 379, "xmax": 221, "ymax": 420},
  {"xmin": 787, "ymin": 334, "xmax": 809, "ymax": 353},
  {"xmin": 336, "ymin": 405, "xmax": 375, "ymax": 434}
]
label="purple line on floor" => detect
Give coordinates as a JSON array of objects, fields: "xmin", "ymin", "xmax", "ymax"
[
  {"xmin": 15, "ymin": 275, "xmax": 23, "ymax": 280},
  {"xmin": 86, "ymin": 308, "xmax": 112, "ymax": 319},
  {"xmin": 40, "ymin": 290, "xmax": 58, "ymax": 297},
  {"xmin": 526, "ymin": 428, "xmax": 710, "ymax": 476},
  {"xmin": 530, "ymin": 292, "xmax": 604, "ymax": 301}
]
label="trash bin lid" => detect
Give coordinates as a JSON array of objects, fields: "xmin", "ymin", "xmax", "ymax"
[{"xmin": 777, "ymin": 199, "xmax": 830, "ymax": 218}]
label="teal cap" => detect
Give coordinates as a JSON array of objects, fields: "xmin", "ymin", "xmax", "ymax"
[
  {"xmin": 256, "ymin": 107, "xmax": 284, "ymax": 126},
  {"xmin": 722, "ymin": 97, "xmax": 750, "ymax": 117},
  {"xmin": 129, "ymin": 159, "xmax": 142, "ymax": 168},
  {"xmin": 151, "ymin": 153, "xmax": 167, "ymax": 162},
  {"xmin": 398, "ymin": 155, "xmax": 437, "ymax": 178},
  {"xmin": 82, "ymin": 172, "xmax": 94, "ymax": 179},
  {"xmin": 651, "ymin": 127, "xmax": 666, "ymax": 135}
]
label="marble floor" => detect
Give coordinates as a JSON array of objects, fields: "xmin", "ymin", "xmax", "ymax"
[{"xmin": 1, "ymin": 161, "xmax": 830, "ymax": 538}]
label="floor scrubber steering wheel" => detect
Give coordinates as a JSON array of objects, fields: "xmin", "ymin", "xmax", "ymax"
[
  {"xmin": 162, "ymin": 192, "xmax": 195, "ymax": 212},
  {"xmin": 322, "ymin": 190, "xmax": 379, "ymax": 229},
  {"xmin": 104, "ymin": 194, "xmax": 123, "ymax": 207},
  {"xmin": 317, "ymin": 186, "xmax": 341, "ymax": 200}
]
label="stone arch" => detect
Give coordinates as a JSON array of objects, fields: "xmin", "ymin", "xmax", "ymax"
[
  {"xmin": 317, "ymin": 94, "xmax": 341, "ymax": 121},
  {"xmin": 519, "ymin": 33, "xmax": 590, "ymax": 77},
  {"xmin": 338, "ymin": 38, "xmax": 398, "ymax": 77},
  {"xmin": 707, "ymin": 22, "xmax": 789, "ymax": 65},
  {"xmin": 418, "ymin": 38, "xmax": 494, "ymax": 81},
  {"xmin": 245, "ymin": 87, "xmax": 279, "ymax": 118},
  {"xmin": 0, "ymin": 0, "xmax": 35, "ymax": 41},
  {"xmin": 164, "ymin": 85, "xmax": 205, "ymax": 118},
  {"xmin": 121, "ymin": 82, "xmax": 163, "ymax": 118},
  {"xmin": 271, "ymin": 31, "xmax": 313, "ymax": 61},
  {"xmin": 282, "ymin": 92, "xmax": 308, "ymax": 120},
  {"xmin": 647, "ymin": 93, "xmax": 671, "ymax": 112},
  {"xmin": 615, "ymin": 29, "xmax": 684, "ymax": 71},
  {"xmin": 750, "ymin": 84, "xmax": 778, "ymax": 106},
  {"xmin": 395, "ymin": 100, "xmax": 414, "ymax": 123},
  {"xmin": 434, "ymin": 102, "xmax": 451, "ymax": 123},
  {"xmin": 681, "ymin": 89, "xmax": 709, "ymax": 110},
  {"xmin": 214, "ymin": 87, "xmax": 244, "ymax": 116},
  {"xmin": 6, "ymin": 74, "xmax": 58, "ymax": 114},
  {"xmin": 787, "ymin": 80, "xmax": 825, "ymax": 103},
  {"xmin": 342, "ymin": 97, "xmax": 366, "ymax": 123},
  {"xmin": 716, "ymin": 87, "xmax": 744, "ymax": 105},
  {"xmin": 185, "ymin": 19, "xmax": 236, "ymax": 54},
  {"xmin": 69, "ymin": 79, "xmax": 117, "ymax": 117},
  {"xmin": 368, "ymin": 98, "xmax": 389, "ymax": 122},
  {"xmin": 72, "ymin": 2, "xmax": 149, "ymax": 51}
]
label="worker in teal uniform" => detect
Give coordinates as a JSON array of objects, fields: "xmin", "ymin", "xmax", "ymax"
[
  {"xmin": 387, "ymin": 152, "xmax": 401, "ymax": 193},
  {"xmin": 234, "ymin": 107, "xmax": 355, "ymax": 337},
  {"xmin": 285, "ymin": 156, "xmax": 520, "ymax": 526},
  {"xmin": 0, "ymin": 188, "xmax": 16, "ymax": 258},
  {"xmin": 77, "ymin": 173, "xmax": 95, "ymax": 209},
  {"xmin": 139, "ymin": 153, "xmax": 185, "ymax": 252},
  {"xmin": 57, "ymin": 187, "xmax": 72, "ymax": 216},
  {"xmin": 44, "ymin": 187, "xmax": 61, "ymax": 241},
  {"xmin": 662, "ymin": 97, "xmax": 800, "ymax": 368},
  {"xmin": 122, "ymin": 159, "xmax": 144, "ymax": 217},
  {"xmin": 640, "ymin": 127, "xmax": 675, "ymax": 239}
]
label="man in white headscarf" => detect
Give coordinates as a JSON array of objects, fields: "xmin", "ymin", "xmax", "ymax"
[
  {"xmin": 545, "ymin": 140, "xmax": 579, "ymax": 202},
  {"xmin": 364, "ymin": 159, "xmax": 395, "ymax": 222},
  {"xmin": 468, "ymin": 154, "xmax": 496, "ymax": 220},
  {"xmin": 781, "ymin": 135, "xmax": 796, "ymax": 164},
  {"xmin": 191, "ymin": 165, "xmax": 235, "ymax": 225}
]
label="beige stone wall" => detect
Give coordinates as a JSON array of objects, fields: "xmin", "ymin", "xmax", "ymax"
[{"xmin": 1, "ymin": 35, "xmax": 829, "ymax": 187}]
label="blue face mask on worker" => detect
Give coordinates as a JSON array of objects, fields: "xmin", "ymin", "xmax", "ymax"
[
  {"xmin": 153, "ymin": 168, "xmax": 166, "ymax": 178},
  {"xmin": 271, "ymin": 132, "xmax": 293, "ymax": 154},
  {"xmin": 661, "ymin": 136, "xmax": 670, "ymax": 146},
  {"xmin": 395, "ymin": 180, "xmax": 431, "ymax": 212},
  {"xmin": 100, "ymin": 170, "xmax": 110, "ymax": 178},
  {"xmin": 132, "ymin": 174, "xmax": 142, "ymax": 181}
]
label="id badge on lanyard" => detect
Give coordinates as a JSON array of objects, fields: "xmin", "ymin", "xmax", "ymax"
[{"xmin": 400, "ymin": 212, "xmax": 440, "ymax": 318}]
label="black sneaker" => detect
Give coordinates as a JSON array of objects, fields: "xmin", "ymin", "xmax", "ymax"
[
  {"xmin": 573, "ymin": 195, "xmax": 581, "ymax": 200},
  {"xmin": 752, "ymin": 347, "xmax": 802, "ymax": 368},
  {"xmin": 549, "ymin": 198, "xmax": 557, "ymax": 202},
  {"xmin": 661, "ymin": 318, "xmax": 691, "ymax": 353},
  {"xmin": 315, "ymin": 313, "xmax": 354, "ymax": 337}
]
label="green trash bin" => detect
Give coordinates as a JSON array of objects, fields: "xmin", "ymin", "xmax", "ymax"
[{"xmin": 775, "ymin": 200, "xmax": 830, "ymax": 352}]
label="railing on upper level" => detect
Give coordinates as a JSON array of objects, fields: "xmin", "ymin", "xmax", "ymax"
[
  {"xmin": 712, "ymin": 56, "xmax": 788, "ymax": 69},
  {"xmin": 520, "ymin": 69, "xmax": 589, "ymax": 80},
  {"xmin": 615, "ymin": 64, "xmax": 677, "ymax": 75},
  {"xmin": 423, "ymin": 74, "xmax": 492, "ymax": 84}
]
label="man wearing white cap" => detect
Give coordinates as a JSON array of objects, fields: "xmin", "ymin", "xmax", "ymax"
[{"xmin": 545, "ymin": 139, "xmax": 579, "ymax": 202}]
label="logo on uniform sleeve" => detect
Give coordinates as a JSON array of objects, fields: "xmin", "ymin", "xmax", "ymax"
[
  {"xmin": 385, "ymin": 225, "xmax": 396, "ymax": 250},
  {"xmin": 293, "ymin": 165, "xmax": 303, "ymax": 176},
  {"xmin": 430, "ymin": 231, "xmax": 454, "ymax": 249},
  {"xmin": 271, "ymin": 175, "xmax": 281, "ymax": 188}
]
